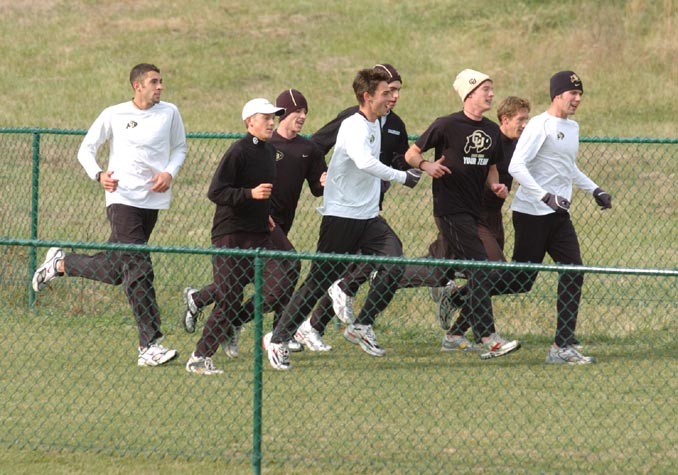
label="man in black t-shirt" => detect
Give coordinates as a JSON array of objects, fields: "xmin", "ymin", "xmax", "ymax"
[{"xmin": 405, "ymin": 69, "xmax": 521, "ymax": 360}]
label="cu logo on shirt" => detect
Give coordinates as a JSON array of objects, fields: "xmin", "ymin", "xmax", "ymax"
[{"xmin": 464, "ymin": 130, "xmax": 492, "ymax": 154}]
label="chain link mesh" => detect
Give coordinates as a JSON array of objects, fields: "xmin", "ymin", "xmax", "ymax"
[{"xmin": 1, "ymin": 130, "xmax": 676, "ymax": 474}]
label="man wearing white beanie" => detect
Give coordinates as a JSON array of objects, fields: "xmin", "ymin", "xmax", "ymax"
[{"xmin": 405, "ymin": 68, "xmax": 521, "ymax": 360}]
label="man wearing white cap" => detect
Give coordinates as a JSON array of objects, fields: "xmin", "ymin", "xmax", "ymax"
[
  {"xmin": 185, "ymin": 98, "xmax": 296, "ymax": 375},
  {"xmin": 405, "ymin": 68, "xmax": 521, "ymax": 360},
  {"xmin": 182, "ymin": 90, "xmax": 327, "ymax": 356}
]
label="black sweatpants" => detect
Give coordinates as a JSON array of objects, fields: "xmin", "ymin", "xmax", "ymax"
[
  {"xmin": 191, "ymin": 224, "xmax": 301, "ymax": 330},
  {"xmin": 195, "ymin": 230, "xmax": 296, "ymax": 358},
  {"xmin": 64, "ymin": 204, "xmax": 161, "ymax": 348},
  {"xmin": 501, "ymin": 211, "xmax": 584, "ymax": 348},
  {"xmin": 273, "ymin": 215, "xmax": 403, "ymax": 344},
  {"xmin": 434, "ymin": 213, "xmax": 499, "ymax": 340}
]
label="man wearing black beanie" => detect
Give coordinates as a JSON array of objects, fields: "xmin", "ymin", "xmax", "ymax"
[{"xmin": 506, "ymin": 70, "xmax": 612, "ymax": 365}]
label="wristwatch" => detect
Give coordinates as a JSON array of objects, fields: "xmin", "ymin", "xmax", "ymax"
[{"xmin": 95, "ymin": 171, "xmax": 101, "ymax": 182}]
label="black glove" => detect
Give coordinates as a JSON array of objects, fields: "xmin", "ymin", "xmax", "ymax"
[
  {"xmin": 593, "ymin": 187, "xmax": 612, "ymax": 210},
  {"xmin": 404, "ymin": 169, "xmax": 423, "ymax": 188},
  {"xmin": 542, "ymin": 192, "xmax": 571, "ymax": 213}
]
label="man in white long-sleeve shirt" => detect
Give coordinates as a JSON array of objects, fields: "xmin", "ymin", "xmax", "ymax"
[
  {"xmin": 508, "ymin": 70, "xmax": 612, "ymax": 365},
  {"xmin": 266, "ymin": 68, "xmax": 422, "ymax": 370},
  {"xmin": 32, "ymin": 63, "xmax": 187, "ymax": 367}
]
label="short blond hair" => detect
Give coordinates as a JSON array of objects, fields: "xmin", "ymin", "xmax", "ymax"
[{"xmin": 497, "ymin": 96, "xmax": 530, "ymax": 122}]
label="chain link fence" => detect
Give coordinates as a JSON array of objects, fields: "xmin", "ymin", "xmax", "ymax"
[{"xmin": 1, "ymin": 129, "xmax": 676, "ymax": 474}]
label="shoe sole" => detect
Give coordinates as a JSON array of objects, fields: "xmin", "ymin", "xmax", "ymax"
[
  {"xmin": 480, "ymin": 341, "xmax": 521, "ymax": 360},
  {"xmin": 182, "ymin": 287, "xmax": 197, "ymax": 333},
  {"xmin": 294, "ymin": 332, "xmax": 332, "ymax": 352},
  {"xmin": 32, "ymin": 247, "xmax": 64, "ymax": 292},
  {"xmin": 328, "ymin": 285, "xmax": 354, "ymax": 325},
  {"xmin": 343, "ymin": 329, "xmax": 385, "ymax": 357},
  {"xmin": 441, "ymin": 340, "xmax": 482, "ymax": 353},
  {"xmin": 186, "ymin": 364, "xmax": 224, "ymax": 375},
  {"xmin": 138, "ymin": 349, "xmax": 179, "ymax": 367},
  {"xmin": 221, "ymin": 344, "xmax": 239, "ymax": 359},
  {"xmin": 545, "ymin": 356, "xmax": 596, "ymax": 365},
  {"xmin": 288, "ymin": 341, "xmax": 305, "ymax": 353},
  {"xmin": 436, "ymin": 298, "xmax": 455, "ymax": 330}
]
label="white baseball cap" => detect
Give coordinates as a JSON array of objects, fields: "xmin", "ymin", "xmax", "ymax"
[
  {"xmin": 453, "ymin": 69, "xmax": 491, "ymax": 102},
  {"xmin": 241, "ymin": 98, "xmax": 285, "ymax": 121}
]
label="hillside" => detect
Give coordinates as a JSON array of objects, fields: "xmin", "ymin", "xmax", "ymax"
[{"xmin": 0, "ymin": 0, "xmax": 675, "ymax": 137}]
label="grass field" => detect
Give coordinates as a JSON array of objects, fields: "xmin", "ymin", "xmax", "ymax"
[
  {"xmin": 0, "ymin": 0, "xmax": 676, "ymax": 473},
  {"xmin": 2, "ymin": 305, "xmax": 676, "ymax": 474}
]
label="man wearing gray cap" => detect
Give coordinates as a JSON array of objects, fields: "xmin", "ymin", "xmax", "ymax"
[
  {"xmin": 185, "ymin": 98, "xmax": 296, "ymax": 375},
  {"xmin": 405, "ymin": 68, "xmax": 521, "ymax": 360},
  {"xmin": 507, "ymin": 70, "xmax": 611, "ymax": 364}
]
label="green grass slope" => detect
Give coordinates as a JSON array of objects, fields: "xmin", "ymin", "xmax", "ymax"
[{"xmin": 0, "ymin": 0, "xmax": 675, "ymax": 137}]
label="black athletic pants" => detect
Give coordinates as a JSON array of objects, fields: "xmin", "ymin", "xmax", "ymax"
[
  {"xmin": 64, "ymin": 204, "xmax": 161, "ymax": 348},
  {"xmin": 273, "ymin": 215, "xmax": 403, "ymax": 344},
  {"xmin": 493, "ymin": 211, "xmax": 583, "ymax": 348},
  {"xmin": 195, "ymin": 230, "xmax": 296, "ymax": 358},
  {"xmin": 191, "ymin": 224, "xmax": 301, "ymax": 330}
]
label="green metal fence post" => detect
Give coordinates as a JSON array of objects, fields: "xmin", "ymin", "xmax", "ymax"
[
  {"xmin": 252, "ymin": 250, "xmax": 264, "ymax": 475},
  {"xmin": 29, "ymin": 130, "xmax": 40, "ymax": 308}
]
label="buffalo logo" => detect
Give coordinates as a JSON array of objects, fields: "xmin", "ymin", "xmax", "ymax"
[
  {"xmin": 464, "ymin": 130, "xmax": 492, "ymax": 154},
  {"xmin": 369, "ymin": 134, "xmax": 376, "ymax": 144},
  {"xmin": 276, "ymin": 150, "xmax": 284, "ymax": 162},
  {"xmin": 570, "ymin": 73, "xmax": 581, "ymax": 86},
  {"xmin": 557, "ymin": 132, "xmax": 565, "ymax": 140},
  {"xmin": 126, "ymin": 120, "xmax": 137, "ymax": 129}
]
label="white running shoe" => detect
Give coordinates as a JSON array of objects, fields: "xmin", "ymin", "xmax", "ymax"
[
  {"xmin": 343, "ymin": 323, "xmax": 385, "ymax": 357},
  {"xmin": 294, "ymin": 319, "xmax": 332, "ymax": 352},
  {"xmin": 138, "ymin": 343, "xmax": 178, "ymax": 367},
  {"xmin": 479, "ymin": 333, "xmax": 521, "ymax": 360},
  {"xmin": 267, "ymin": 341, "xmax": 290, "ymax": 370},
  {"xmin": 182, "ymin": 287, "xmax": 202, "ymax": 333},
  {"xmin": 545, "ymin": 345, "xmax": 596, "ymax": 365},
  {"xmin": 262, "ymin": 332, "xmax": 272, "ymax": 351},
  {"xmin": 328, "ymin": 279, "xmax": 355, "ymax": 324},
  {"xmin": 429, "ymin": 281, "xmax": 465, "ymax": 330},
  {"xmin": 287, "ymin": 339, "xmax": 304, "ymax": 352},
  {"xmin": 441, "ymin": 334, "xmax": 482, "ymax": 352},
  {"xmin": 220, "ymin": 325, "xmax": 241, "ymax": 358},
  {"xmin": 32, "ymin": 247, "xmax": 65, "ymax": 291},
  {"xmin": 186, "ymin": 352, "xmax": 224, "ymax": 375}
]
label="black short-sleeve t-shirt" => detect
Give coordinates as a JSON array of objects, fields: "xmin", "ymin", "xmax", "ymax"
[{"xmin": 415, "ymin": 111, "xmax": 503, "ymax": 218}]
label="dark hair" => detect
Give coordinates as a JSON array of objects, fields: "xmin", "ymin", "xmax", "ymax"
[
  {"xmin": 352, "ymin": 68, "xmax": 390, "ymax": 105},
  {"xmin": 497, "ymin": 96, "xmax": 531, "ymax": 122},
  {"xmin": 129, "ymin": 63, "xmax": 160, "ymax": 88}
]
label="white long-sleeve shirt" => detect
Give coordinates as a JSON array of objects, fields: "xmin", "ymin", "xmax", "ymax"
[
  {"xmin": 319, "ymin": 112, "xmax": 407, "ymax": 219},
  {"xmin": 77, "ymin": 100, "xmax": 187, "ymax": 210},
  {"xmin": 509, "ymin": 111, "xmax": 597, "ymax": 216}
]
